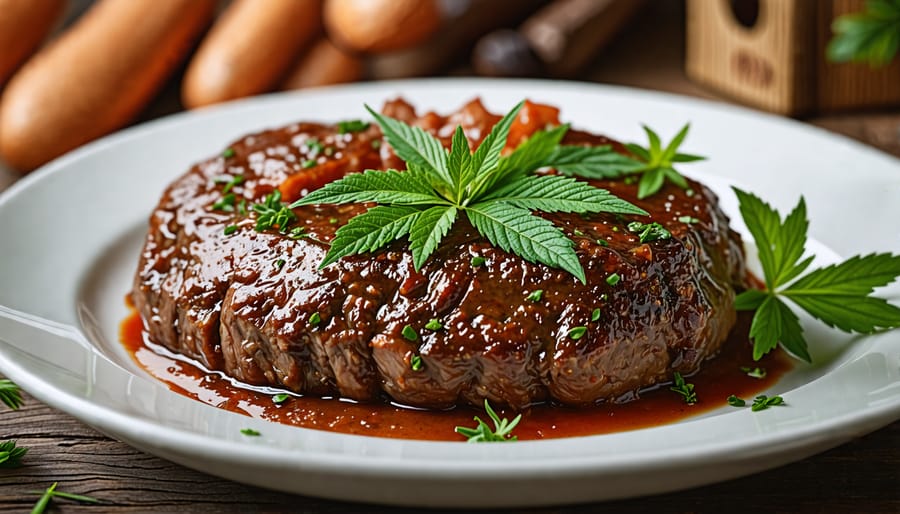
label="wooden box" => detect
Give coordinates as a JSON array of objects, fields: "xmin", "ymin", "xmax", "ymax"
[{"xmin": 686, "ymin": 0, "xmax": 900, "ymax": 115}]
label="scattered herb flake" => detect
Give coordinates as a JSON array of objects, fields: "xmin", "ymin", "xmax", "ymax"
[
  {"xmin": 591, "ymin": 308, "xmax": 601, "ymax": 322},
  {"xmin": 527, "ymin": 289, "xmax": 543, "ymax": 302},
  {"xmin": 410, "ymin": 355, "xmax": 424, "ymax": 371},
  {"xmin": 329, "ymin": 217, "xmax": 339, "ymax": 224},
  {"xmin": 309, "ymin": 312, "xmax": 322, "ymax": 326},
  {"xmin": 471, "ymin": 256, "xmax": 486, "ymax": 267},
  {"xmin": 288, "ymin": 226, "xmax": 307, "ymax": 239},
  {"xmin": 222, "ymin": 148, "xmax": 235, "ymax": 159},
  {"xmin": 568, "ymin": 326, "xmax": 588, "ymax": 340},
  {"xmin": 627, "ymin": 221, "xmax": 672, "ymax": 243},
  {"xmin": 741, "ymin": 366, "xmax": 767, "ymax": 379},
  {"xmin": 223, "ymin": 225, "xmax": 238, "ymax": 236},
  {"xmin": 597, "ymin": 239, "xmax": 609, "ymax": 247},
  {"xmin": 222, "ymin": 175, "xmax": 245, "ymax": 194},
  {"xmin": 678, "ymin": 215, "xmax": 700, "ymax": 224},
  {"xmin": 337, "ymin": 120, "xmax": 370, "ymax": 134},
  {"xmin": 573, "ymin": 229, "xmax": 585, "ymax": 236},
  {"xmin": 240, "ymin": 428, "xmax": 261, "ymax": 436},
  {"xmin": 751, "ymin": 395, "xmax": 785, "ymax": 412},
  {"xmin": 371, "ymin": 139, "xmax": 381, "ymax": 149},
  {"xmin": 212, "ymin": 193, "xmax": 237, "ymax": 212},
  {"xmin": 727, "ymin": 395, "xmax": 746, "ymax": 407},
  {"xmin": 303, "ymin": 159, "xmax": 317, "ymax": 169},
  {"xmin": 401, "ymin": 324, "xmax": 418, "ymax": 341},
  {"xmin": 274, "ymin": 258, "xmax": 286, "ymax": 269},
  {"xmin": 253, "ymin": 190, "xmax": 296, "ymax": 233},
  {"xmin": 425, "ymin": 318, "xmax": 443, "ymax": 331},
  {"xmin": 324, "ymin": 146, "xmax": 336, "ymax": 156},
  {"xmin": 272, "ymin": 393, "xmax": 290, "ymax": 404},
  {"xmin": 306, "ymin": 138, "xmax": 323, "ymax": 156},
  {"xmin": 670, "ymin": 372, "xmax": 697, "ymax": 405},
  {"xmin": 606, "ymin": 273, "xmax": 621, "ymax": 286}
]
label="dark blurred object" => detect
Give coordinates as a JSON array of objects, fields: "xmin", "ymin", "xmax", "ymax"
[
  {"xmin": 686, "ymin": 0, "xmax": 900, "ymax": 115},
  {"xmin": 472, "ymin": 0, "xmax": 646, "ymax": 78},
  {"xmin": 370, "ymin": 0, "xmax": 548, "ymax": 79}
]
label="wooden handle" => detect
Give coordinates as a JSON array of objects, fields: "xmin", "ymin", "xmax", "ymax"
[
  {"xmin": 182, "ymin": 0, "xmax": 323, "ymax": 109},
  {"xmin": 473, "ymin": 0, "xmax": 645, "ymax": 77},
  {"xmin": 0, "ymin": 0, "xmax": 216, "ymax": 171}
]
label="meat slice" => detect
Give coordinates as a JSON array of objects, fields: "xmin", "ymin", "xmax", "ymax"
[{"xmin": 132, "ymin": 99, "xmax": 746, "ymax": 410}]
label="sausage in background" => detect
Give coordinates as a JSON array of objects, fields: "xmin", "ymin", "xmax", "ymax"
[
  {"xmin": 0, "ymin": 0, "xmax": 67, "ymax": 89},
  {"xmin": 0, "ymin": 0, "xmax": 217, "ymax": 172},
  {"xmin": 324, "ymin": 0, "xmax": 440, "ymax": 54},
  {"xmin": 281, "ymin": 37, "xmax": 364, "ymax": 90},
  {"xmin": 182, "ymin": 0, "xmax": 322, "ymax": 109}
]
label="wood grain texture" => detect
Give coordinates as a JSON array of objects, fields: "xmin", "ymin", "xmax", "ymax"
[{"xmin": 1, "ymin": 390, "xmax": 898, "ymax": 513}]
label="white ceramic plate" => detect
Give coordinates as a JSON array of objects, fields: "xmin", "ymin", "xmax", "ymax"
[{"xmin": 1, "ymin": 79, "xmax": 899, "ymax": 508}]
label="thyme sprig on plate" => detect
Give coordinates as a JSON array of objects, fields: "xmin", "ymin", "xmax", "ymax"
[{"xmin": 455, "ymin": 400, "xmax": 522, "ymax": 443}]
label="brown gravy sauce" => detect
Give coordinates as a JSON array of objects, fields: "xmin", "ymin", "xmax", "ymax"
[{"xmin": 121, "ymin": 310, "xmax": 791, "ymax": 441}]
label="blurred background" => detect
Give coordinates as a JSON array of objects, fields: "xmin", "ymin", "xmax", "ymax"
[{"xmin": 0, "ymin": 0, "xmax": 898, "ymax": 186}]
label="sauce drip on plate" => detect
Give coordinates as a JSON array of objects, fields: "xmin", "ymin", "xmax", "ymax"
[{"xmin": 121, "ymin": 310, "xmax": 791, "ymax": 441}]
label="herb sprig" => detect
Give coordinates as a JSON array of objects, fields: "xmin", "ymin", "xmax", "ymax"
[
  {"xmin": 0, "ymin": 379, "xmax": 22, "ymax": 410},
  {"xmin": 670, "ymin": 372, "xmax": 698, "ymax": 405},
  {"xmin": 455, "ymin": 400, "xmax": 522, "ymax": 442},
  {"xmin": 733, "ymin": 188, "xmax": 900, "ymax": 361},
  {"xmin": 0, "ymin": 440, "xmax": 27, "ymax": 468},
  {"xmin": 827, "ymin": 0, "xmax": 900, "ymax": 67},
  {"xmin": 29, "ymin": 483, "xmax": 100, "ymax": 513},
  {"xmin": 292, "ymin": 102, "xmax": 648, "ymax": 282}
]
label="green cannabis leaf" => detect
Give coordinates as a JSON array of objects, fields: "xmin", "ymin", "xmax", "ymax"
[
  {"xmin": 733, "ymin": 188, "xmax": 900, "ymax": 361},
  {"xmin": 292, "ymin": 101, "xmax": 649, "ymax": 282},
  {"xmin": 827, "ymin": 0, "xmax": 900, "ymax": 67}
]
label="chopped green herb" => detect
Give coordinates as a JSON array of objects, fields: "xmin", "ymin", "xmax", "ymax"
[
  {"xmin": 597, "ymin": 238, "xmax": 609, "ymax": 247},
  {"xmin": 303, "ymin": 159, "xmax": 317, "ymax": 169},
  {"xmin": 0, "ymin": 440, "xmax": 27, "ymax": 468},
  {"xmin": 568, "ymin": 326, "xmax": 588, "ymax": 340},
  {"xmin": 223, "ymin": 225, "xmax": 238, "ymax": 236},
  {"xmin": 624, "ymin": 175, "xmax": 638, "ymax": 185},
  {"xmin": 471, "ymin": 256, "xmax": 486, "ymax": 267},
  {"xmin": 212, "ymin": 193, "xmax": 237, "ymax": 212},
  {"xmin": 401, "ymin": 324, "xmax": 418, "ymax": 341},
  {"xmin": 740, "ymin": 366, "xmax": 767, "ymax": 379},
  {"xmin": 606, "ymin": 273, "xmax": 621, "ymax": 286},
  {"xmin": 600, "ymin": 293, "xmax": 609, "ymax": 301},
  {"xmin": 272, "ymin": 393, "xmax": 290, "ymax": 404},
  {"xmin": 253, "ymin": 190, "xmax": 296, "ymax": 233},
  {"xmin": 425, "ymin": 318, "xmax": 443, "ymax": 331},
  {"xmin": 371, "ymin": 139, "xmax": 382, "ymax": 149},
  {"xmin": 240, "ymin": 428, "xmax": 261, "ymax": 436},
  {"xmin": 670, "ymin": 371, "xmax": 697, "ymax": 405},
  {"xmin": 591, "ymin": 308, "xmax": 601, "ymax": 322},
  {"xmin": 309, "ymin": 312, "xmax": 322, "ymax": 326},
  {"xmin": 410, "ymin": 355, "xmax": 424, "ymax": 371},
  {"xmin": 222, "ymin": 147, "xmax": 235, "ymax": 159},
  {"xmin": 685, "ymin": 188, "xmax": 695, "ymax": 197},
  {"xmin": 288, "ymin": 226, "xmax": 307, "ymax": 239},
  {"xmin": 727, "ymin": 395, "xmax": 746, "ymax": 407},
  {"xmin": 0, "ymin": 379, "xmax": 22, "ymax": 410},
  {"xmin": 611, "ymin": 226, "xmax": 619, "ymax": 232},
  {"xmin": 274, "ymin": 258, "xmax": 286, "ymax": 269},
  {"xmin": 527, "ymin": 289, "xmax": 543, "ymax": 302},
  {"xmin": 751, "ymin": 395, "xmax": 785, "ymax": 412},
  {"xmin": 306, "ymin": 138, "xmax": 324, "ymax": 155},
  {"xmin": 627, "ymin": 221, "xmax": 672, "ymax": 243},
  {"xmin": 329, "ymin": 217, "xmax": 339, "ymax": 224},
  {"xmin": 454, "ymin": 400, "xmax": 521, "ymax": 443},
  {"xmin": 324, "ymin": 146, "xmax": 335, "ymax": 156},
  {"xmin": 237, "ymin": 199, "xmax": 247, "ymax": 216},
  {"xmin": 678, "ymin": 215, "xmax": 700, "ymax": 224},
  {"xmin": 223, "ymin": 175, "xmax": 245, "ymax": 194},
  {"xmin": 573, "ymin": 229, "xmax": 585, "ymax": 237},
  {"xmin": 337, "ymin": 119, "xmax": 370, "ymax": 134}
]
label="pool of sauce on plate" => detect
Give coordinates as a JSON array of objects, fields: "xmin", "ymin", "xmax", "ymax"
[{"xmin": 121, "ymin": 309, "xmax": 791, "ymax": 441}]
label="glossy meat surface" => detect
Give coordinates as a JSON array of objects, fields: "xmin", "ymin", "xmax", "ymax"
[{"xmin": 132, "ymin": 99, "xmax": 746, "ymax": 409}]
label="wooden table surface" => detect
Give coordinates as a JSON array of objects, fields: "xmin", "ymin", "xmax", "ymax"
[{"xmin": 1, "ymin": 3, "xmax": 898, "ymax": 512}]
